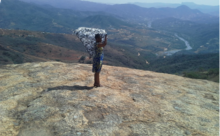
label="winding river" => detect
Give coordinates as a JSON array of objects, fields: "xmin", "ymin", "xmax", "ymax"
[
  {"xmin": 174, "ymin": 34, "xmax": 192, "ymax": 50},
  {"xmin": 148, "ymin": 22, "xmax": 193, "ymax": 56},
  {"xmin": 158, "ymin": 33, "xmax": 192, "ymax": 56}
]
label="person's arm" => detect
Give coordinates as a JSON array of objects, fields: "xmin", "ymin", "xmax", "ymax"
[{"xmin": 97, "ymin": 35, "xmax": 107, "ymax": 48}]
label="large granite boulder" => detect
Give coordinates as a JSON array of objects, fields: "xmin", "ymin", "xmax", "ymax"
[{"xmin": 0, "ymin": 62, "xmax": 219, "ymax": 136}]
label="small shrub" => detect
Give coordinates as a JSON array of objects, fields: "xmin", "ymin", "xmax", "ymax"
[
  {"xmin": 183, "ymin": 71, "xmax": 207, "ymax": 79},
  {"xmin": 78, "ymin": 56, "xmax": 86, "ymax": 63}
]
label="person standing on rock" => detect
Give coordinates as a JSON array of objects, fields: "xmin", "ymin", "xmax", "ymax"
[{"xmin": 93, "ymin": 34, "xmax": 107, "ymax": 87}]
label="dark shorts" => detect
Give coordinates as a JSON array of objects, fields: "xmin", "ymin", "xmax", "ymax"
[{"xmin": 92, "ymin": 53, "xmax": 104, "ymax": 73}]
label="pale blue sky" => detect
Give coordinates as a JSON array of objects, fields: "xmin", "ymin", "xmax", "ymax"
[{"xmin": 83, "ymin": 0, "xmax": 219, "ymax": 6}]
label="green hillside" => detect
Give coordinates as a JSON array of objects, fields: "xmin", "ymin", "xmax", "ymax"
[
  {"xmin": 82, "ymin": 15, "xmax": 133, "ymax": 29},
  {"xmin": 152, "ymin": 17, "xmax": 219, "ymax": 53},
  {"xmin": 0, "ymin": 0, "xmax": 134, "ymax": 33},
  {"xmin": 146, "ymin": 53, "xmax": 219, "ymax": 82},
  {"xmin": 148, "ymin": 53, "xmax": 219, "ymax": 73},
  {"xmin": 0, "ymin": 29, "xmax": 218, "ymax": 82},
  {"xmin": 0, "ymin": 0, "xmax": 76, "ymax": 33},
  {"xmin": 0, "ymin": 29, "xmax": 149, "ymax": 69}
]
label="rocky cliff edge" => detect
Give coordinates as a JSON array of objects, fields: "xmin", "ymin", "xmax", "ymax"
[{"xmin": 0, "ymin": 62, "xmax": 219, "ymax": 136}]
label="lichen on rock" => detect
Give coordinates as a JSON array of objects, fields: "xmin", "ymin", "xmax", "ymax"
[{"xmin": 0, "ymin": 62, "xmax": 219, "ymax": 136}]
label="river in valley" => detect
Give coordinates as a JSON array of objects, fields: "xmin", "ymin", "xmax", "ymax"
[{"xmin": 157, "ymin": 33, "xmax": 192, "ymax": 56}]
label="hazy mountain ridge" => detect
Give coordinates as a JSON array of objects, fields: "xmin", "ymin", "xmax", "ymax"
[
  {"xmin": 104, "ymin": 4, "xmax": 218, "ymax": 24},
  {"xmin": 19, "ymin": 0, "xmax": 219, "ymax": 24},
  {"xmin": 20, "ymin": 0, "xmax": 110, "ymax": 11},
  {"xmin": 133, "ymin": 2, "xmax": 219, "ymax": 16},
  {"xmin": 0, "ymin": 0, "xmax": 133, "ymax": 33}
]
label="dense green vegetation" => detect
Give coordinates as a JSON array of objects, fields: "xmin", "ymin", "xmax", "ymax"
[
  {"xmin": 147, "ymin": 53, "xmax": 219, "ymax": 73},
  {"xmin": 183, "ymin": 68, "xmax": 219, "ymax": 82},
  {"xmin": 0, "ymin": 46, "xmax": 26, "ymax": 64},
  {"xmin": 146, "ymin": 53, "xmax": 219, "ymax": 82}
]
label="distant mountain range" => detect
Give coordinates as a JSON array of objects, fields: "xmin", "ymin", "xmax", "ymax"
[
  {"xmin": 19, "ymin": 0, "xmax": 110, "ymax": 11},
  {"xmin": 133, "ymin": 2, "xmax": 219, "ymax": 16},
  {"xmin": 104, "ymin": 4, "xmax": 218, "ymax": 24},
  {"xmin": 20, "ymin": 0, "xmax": 219, "ymax": 16},
  {"xmin": 19, "ymin": 0, "xmax": 219, "ymax": 24},
  {"xmin": 0, "ymin": 0, "xmax": 133, "ymax": 33},
  {"xmin": 3, "ymin": 0, "xmax": 217, "ymax": 34}
]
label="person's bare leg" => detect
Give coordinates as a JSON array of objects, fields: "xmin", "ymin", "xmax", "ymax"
[
  {"xmin": 94, "ymin": 73, "xmax": 96, "ymax": 86},
  {"xmin": 94, "ymin": 72, "xmax": 99, "ymax": 87},
  {"xmin": 94, "ymin": 72, "xmax": 102, "ymax": 87},
  {"xmin": 97, "ymin": 72, "xmax": 100, "ymax": 86}
]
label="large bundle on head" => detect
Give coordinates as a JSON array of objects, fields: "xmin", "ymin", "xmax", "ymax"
[{"xmin": 74, "ymin": 27, "xmax": 107, "ymax": 58}]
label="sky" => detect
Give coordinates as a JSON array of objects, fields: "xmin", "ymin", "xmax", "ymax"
[{"xmin": 83, "ymin": 0, "xmax": 219, "ymax": 6}]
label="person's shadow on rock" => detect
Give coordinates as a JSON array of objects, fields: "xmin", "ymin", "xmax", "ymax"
[{"xmin": 44, "ymin": 85, "xmax": 93, "ymax": 92}]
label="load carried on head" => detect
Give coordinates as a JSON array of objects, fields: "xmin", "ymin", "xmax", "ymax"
[{"xmin": 74, "ymin": 27, "xmax": 107, "ymax": 58}]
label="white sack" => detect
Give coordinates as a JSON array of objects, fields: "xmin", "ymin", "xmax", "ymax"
[{"xmin": 74, "ymin": 27, "xmax": 107, "ymax": 58}]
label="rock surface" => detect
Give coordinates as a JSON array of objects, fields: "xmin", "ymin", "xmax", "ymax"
[{"xmin": 0, "ymin": 62, "xmax": 219, "ymax": 136}]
